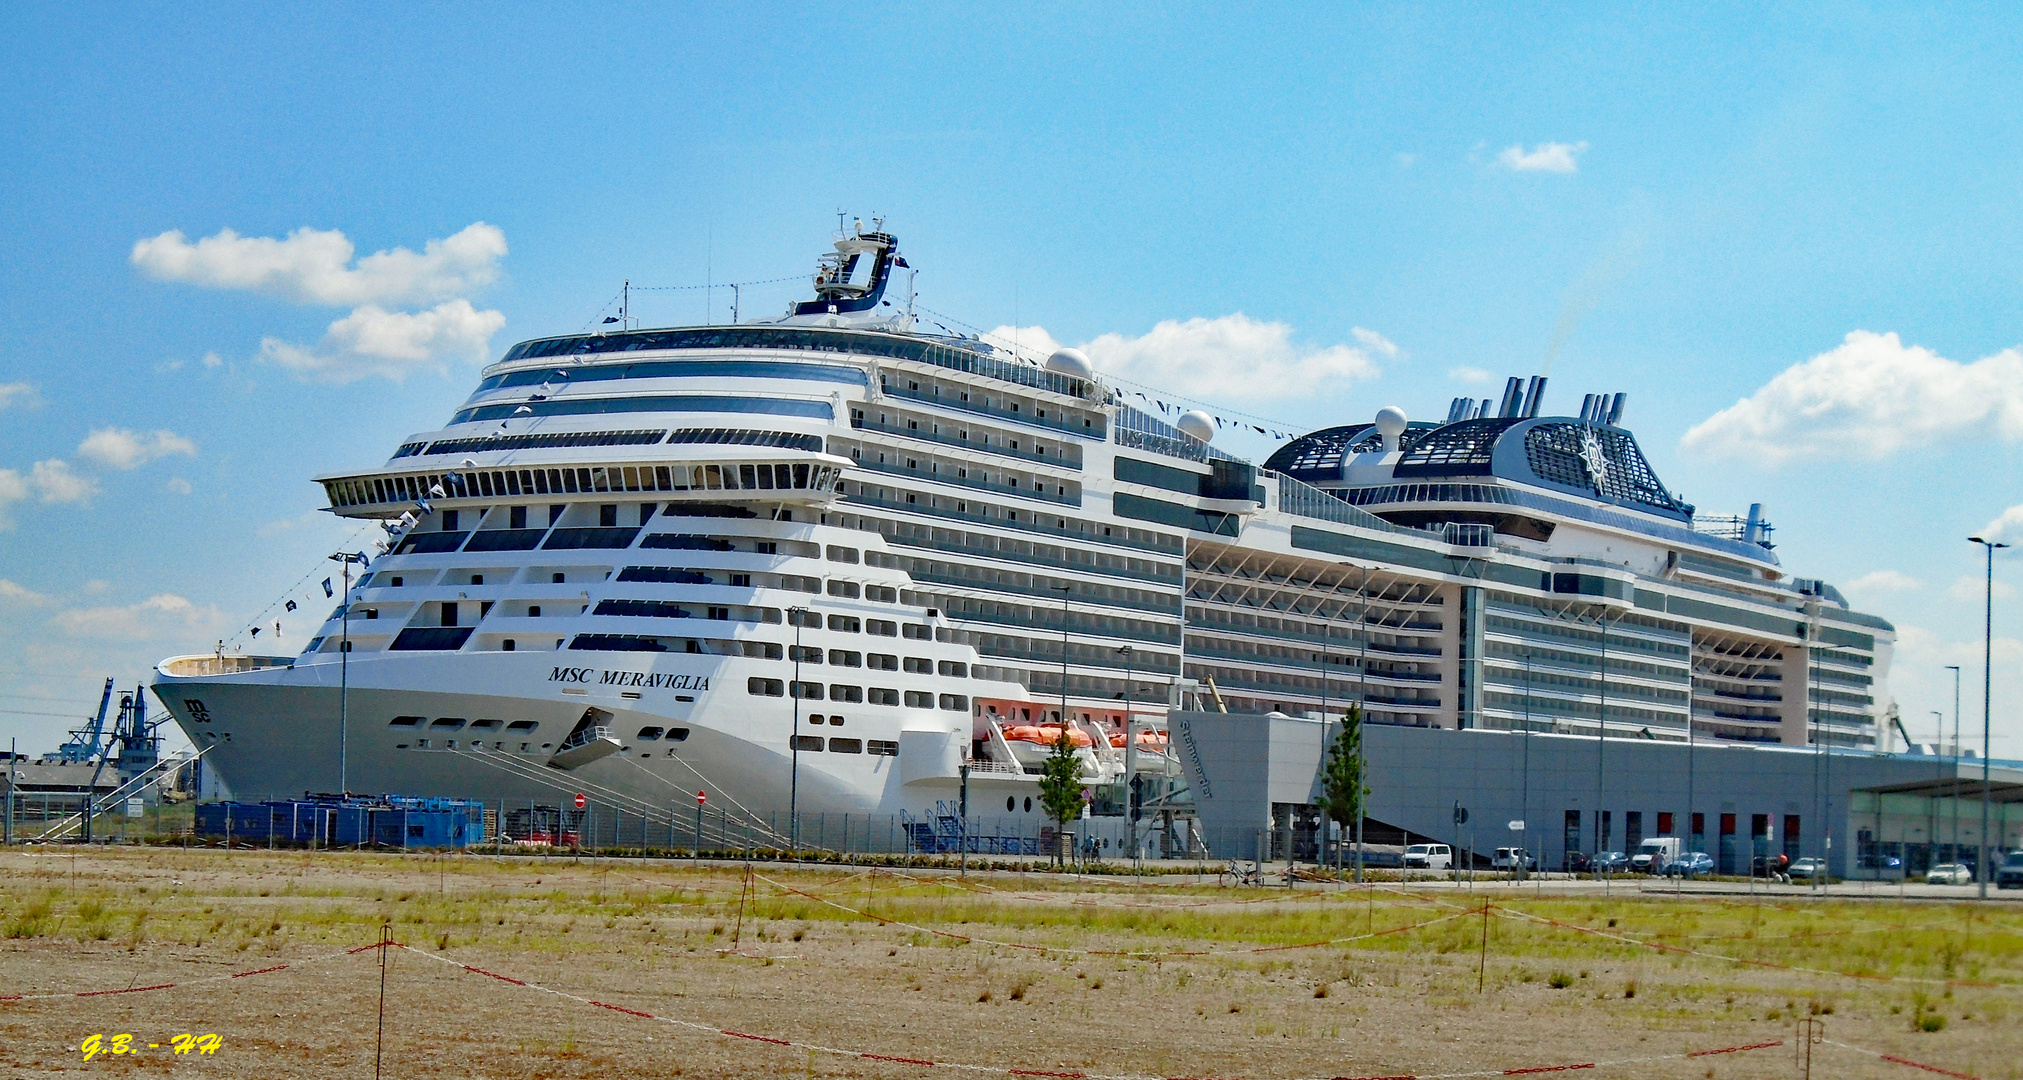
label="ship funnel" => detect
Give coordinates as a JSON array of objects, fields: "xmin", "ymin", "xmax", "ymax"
[
  {"xmin": 1520, "ymin": 376, "xmax": 1548, "ymax": 418},
  {"xmin": 1446, "ymin": 397, "xmax": 1470, "ymax": 424},
  {"xmin": 1498, "ymin": 377, "xmax": 1525, "ymax": 418},
  {"xmin": 1478, "ymin": 398, "xmax": 1493, "ymax": 420},
  {"xmin": 1606, "ymin": 392, "xmax": 1627, "ymax": 426},
  {"xmin": 1580, "ymin": 393, "xmax": 1597, "ymax": 422}
]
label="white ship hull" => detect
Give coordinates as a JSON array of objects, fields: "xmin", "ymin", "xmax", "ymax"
[{"xmin": 155, "ymin": 650, "xmax": 1054, "ymax": 835}]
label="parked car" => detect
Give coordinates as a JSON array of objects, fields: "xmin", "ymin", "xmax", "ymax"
[
  {"xmin": 1858, "ymin": 853, "xmax": 1904, "ymax": 873},
  {"xmin": 1662, "ymin": 851, "xmax": 1715, "ymax": 878},
  {"xmin": 1492, "ymin": 847, "xmax": 1538, "ymax": 872},
  {"xmin": 1927, "ymin": 862, "xmax": 1974, "ymax": 886},
  {"xmin": 1591, "ymin": 850, "xmax": 1629, "ymax": 874},
  {"xmin": 1631, "ymin": 837, "xmax": 1682, "ymax": 874},
  {"xmin": 1402, "ymin": 843, "xmax": 1453, "ymax": 870},
  {"xmin": 1564, "ymin": 851, "xmax": 1593, "ymax": 874},
  {"xmin": 1997, "ymin": 852, "xmax": 2023, "ymax": 890},
  {"xmin": 1789, "ymin": 857, "xmax": 1829, "ymax": 882},
  {"xmin": 1752, "ymin": 853, "xmax": 1792, "ymax": 881}
]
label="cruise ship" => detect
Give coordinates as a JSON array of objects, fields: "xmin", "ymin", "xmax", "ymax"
[{"xmin": 151, "ymin": 220, "xmax": 1896, "ymax": 846}]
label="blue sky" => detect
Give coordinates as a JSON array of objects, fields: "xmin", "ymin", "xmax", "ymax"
[{"xmin": 2, "ymin": 4, "xmax": 2019, "ymax": 756}]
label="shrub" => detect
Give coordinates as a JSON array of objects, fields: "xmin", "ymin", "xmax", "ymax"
[
  {"xmin": 1919, "ymin": 1013, "xmax": 1947, "ymax": 1033},
  {"xmin": 1548, "ymin": 972, "xmax": 1574, "ymax": 989}
]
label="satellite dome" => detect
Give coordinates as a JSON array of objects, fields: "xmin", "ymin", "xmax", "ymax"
[
  {"xmin": 1176, "ymin": 410, "xmax": 1215, "ymax": 443},
  {"xmin": 1045, "ymin": 348, "xmax": 1093, "ymax": 379},
  {"xmin": 1374, "ymin": 405, "xmax": 1408, "ymax": 452}
]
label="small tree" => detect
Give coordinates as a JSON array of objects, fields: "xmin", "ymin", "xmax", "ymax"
[
  {"xmin": 1319, "ymin": 705, "xmax": 1370, "ymax": 882},
  {"xmin": 1036, "ymin": 730, "xmax": 1085, "ymax": 868}
]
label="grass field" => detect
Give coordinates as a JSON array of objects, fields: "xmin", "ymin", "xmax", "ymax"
[{"xmin": 0, "ymin": 847, "xmax": 2017, "ymax": 1079}]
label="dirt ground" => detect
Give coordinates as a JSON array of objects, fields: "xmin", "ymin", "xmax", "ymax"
[{"xmin": 0, "ymin": 848, "xmax": 2016, "ymax": 1079}]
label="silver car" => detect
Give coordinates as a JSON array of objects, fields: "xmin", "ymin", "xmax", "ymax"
[{"xmin": 1926, "ymin": 863, "xmax": 1973, "ymax": 885}]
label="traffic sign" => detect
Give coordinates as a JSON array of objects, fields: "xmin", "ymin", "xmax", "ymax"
[
  {"xmin": 696, "ymin": 790, "xmax": 707, "ymax": 806},
  {"xmin": 573, "ymin": 793, "xmax": 586, "ymax": 810},
  {"xmin": 1508, "ymin": 820, "xmax": 1525, "ymax": 831}
]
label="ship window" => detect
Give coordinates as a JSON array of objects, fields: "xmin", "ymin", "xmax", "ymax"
[
  {"xmin": 790, "ymin": 681, "xmax": 824, "ymax": 699},
  {"xmin": 389, "ymin": 716, "xmax": 423, "ymax": 727},
  {"xmin": 866, "ymin": 618, "xmax": 897, "ymax": 636},
  {"xmin": 938, "ymin": 694, "xmax": 968, "ymax": 711},
  {"xmin": 1006, "ymin": 796, "xmax": 1016, "ymax": 812},
  {"xmin": 828, "ymin": 649, "xmax": 861, "ymax": 667},
  {"xmin": 827, "ymin": 715, "xmax": 843, "ymax": 726},
  {"xmin": 470, "ymin": 574, "xmax": 483, "ymax": 585},
  {"xmin": 868, "ymin": 739, "xmax": 898, "ymax": 757},
  {"xmin": 510, "ymin": 506, "xmax": 528, "ymax": 529},
  {"xmin": 795, "ymin": 735, "xmax": 825, "ymax": 752},
  {"xmin": 430, "ymin": 718, "xmax": 466, "ymax": 729},
  {"xmin": 865, "ymin": 585, "xmax": 897, "ymax": 603},
  {"xmin": 788, "ymin": 609, "xmax": 821, "ymax": 628},
  {"xmin": 507, "ymin": 720, "xmax": 539, "ymax": 731},
  {"xmin": 789, "ymin": 645, "xmax": 822, "ymax": 663},
  {"xmin": 529, "ymin": 606, "xmax": 541, "ymax": 617},
  {"xmin": 503, "ymin": 639, "xmax": 516, "ymax": 651},
  {"xmin": 903, "ymin": 657, "xmax": 932, "ymax": 674},
  {"xmin": 867, "ymin": 653, "xmax": 898, "ymax": 671},
  {"xmin": 1023, "ymin": 797, "xmax": 1033, "ymax": 813},
  {"xmin": 829, "ymin": 684, "xmax": 863, "ymax": 703},
  {"xmin": 869, "ymin": 687, "xmax": 898, "ymax": 705},
  {"xmin": 471, "ymin": 719, "xmax": 501, "ymax": 730},
  {"xmin": 599, "ymin": 504, "xmax": 617, "ymax": 527},
  {"xmin": 826, "ymin": 545, "xmax": 860, "ymax": 563},
  {"xmin": 827, "ymin": 615, "xmax": 860, "ymax": 633},
  {"xmin": 828, "ymin": 738, "xmax": 862, "ymax": 754},
  {"xmin": 938, "ymin": 661, "xmax": 968, "ymax": 677},
  {"xmin": 636, "ymin": 727, "xmax": 664, "ymax": 740},
  {"xmin": 827, "ymin": 581, "xmax": 859, "ymax": 598},
  {"xmin": 390, "ymin": 576, "xmax": 404, "ymax": 587},
  {"xmin": 904, "ymin": 690, "xmax": 933, "ymax": 708},
  {"xmin": 808, "ymin": 713, "xmax": 825, "ymax": 725},
  {"xmin": 748, "ymin": 677, "xmax": 785, "ymax": 697},
  {"xmin": 442, "ymin": 510, "xmax": 459, "ymax": 531},
  {"xmin": 902, "ymin": 623, "xmax": 932, "ymax": 640},
  {"xmin": 665, "ymin": 727, "xmax": 689, "ymax": 742},
  {"xmin": 743, "ymin": 641, "xmax": 784, "ymax": 659}
]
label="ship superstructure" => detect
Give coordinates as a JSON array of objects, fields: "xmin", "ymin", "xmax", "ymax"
[{"xmin": 152, "ymin": 221, "xmax": 1895, "ymax": 847}]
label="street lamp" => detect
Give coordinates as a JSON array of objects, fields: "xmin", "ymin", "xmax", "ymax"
[
  {"xmin": 1967, "ymin": 536, "xmax": 2008, "ymax": 899},
  {"xmin": 327, "ymin": 551, "xmax": 368, "ymax": 795},
  {"xmin": 1945, "ymin": 664, "xmax": 1962, "ymax": 858}
]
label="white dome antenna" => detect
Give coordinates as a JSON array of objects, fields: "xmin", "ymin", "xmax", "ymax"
[
  {"xmin": 1176, "ymin": 410, "xmax": 1215, "ymax": 443},
  {"xmin": 1374, "ymin": 406, "xmax": 1408, "ymax": 452},
  {"xmin": 1045, "ymin": 348, "xmax": 1093, "ymax": 380}
]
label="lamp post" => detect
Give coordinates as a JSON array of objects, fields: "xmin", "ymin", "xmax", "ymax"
[
  {"xmin": 789, "ymin": 606, "xmax": 807, "ymax": 852},
  {"xmin": 1967, "ymin": 536, "xmax": 2007, "ymax": 899},
  {"xmin": 1931, "ymin": 710, "xmax": 1945, "ymax": 869},
  {"xmin": 1118, "ymin": 644, "xmax": 1136, "ymax": 866},
  {"xmin": 1945, "ymin": 664, "xmax": 1962, "ymax": 858},
  {"xmin": 1052, "ymin": 583, "xmax": 1072, "ymax": 861},
  {"xmin": 327, "ymin": 551, "xmax": 367, "ymax": 795}
]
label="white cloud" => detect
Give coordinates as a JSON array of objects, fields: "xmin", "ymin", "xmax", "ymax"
[
  {"xmin": 0, "ymin": 579, "xmax": 50, "ymax": 606},
  {"xmin": 0, "ymin": 382, "xmax": 37, "ymax": 409},
  {"xmin": 1395, "ymin": 152, "xmax": 1418, "ymax": 168},
  {"xmin": 29, "ymin": 459, "xmax": 96, "ymax": 503},
  {"xmin": 1351, "ymin": 327, "xmax": 1400, "ymax": 358},
  {"xmin": 77, "ymin": 427, "xmax": 198, "ymax": 470},
  {"xmin": 1681, "ymin": 331, "xmax": 2023, "ymax": 463},
  {"xmin": 1946, "ymin": 574, "xmax": 2014, "ymax": 604},
  {"xmin": 993, "ymin": 314, "xmax": 1389, "ymax": 404},
  {"xmin": 202, "ymin": 351, "xmax": 224, "ymax": 369},
  {"xmin": 1497, "ymin": 141, "xmax": 1587, "ymax": 173},
  {"xmin": 130, "ymin": 222, "xmax": 507, "ymax": 307},
  {"xmin": 52, "ymin": 593, "xmax": 229, "ymax": 642},
  {"xmin": 1847, "ymin": 570, "xmax": 1924, "ymax": 595},
  {"xmin": 1448, "ymin": 366, "xmax": 1494, "ymax": 384},
  {"xmin": 0, "ymin": 469, "xmax": 24, "ymax": 528},
  {"xmin": 166, "ymin": 477, "xmax": 193, "ymax": 495},
  {"xmin": 83, "ymin": 579, "xmax": 109, "ymax": 594},
  {"xmin": 1977, "ymin": 505, "xmax": 2023, "ymax": 546},
  {"xmin": 259, "ymin": 300, "xmax": 507, "ymax": 383}
]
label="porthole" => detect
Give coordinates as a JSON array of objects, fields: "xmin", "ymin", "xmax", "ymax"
[
  {"xmin": 1023, "ymin": 797, "xmax": 1033, "ymax": 813},
  {"xmin": 1006, "ymin": 796, "xmax": 1015, "ymax": 812}
]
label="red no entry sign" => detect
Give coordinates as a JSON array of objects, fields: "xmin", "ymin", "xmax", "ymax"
[
  {"xmin": 696, "ymin": 790, "xmax": 707, "ymax": 806},
  {"xmin": 573, "ymin": 793, "xmax": 586, "ymax": 810}
]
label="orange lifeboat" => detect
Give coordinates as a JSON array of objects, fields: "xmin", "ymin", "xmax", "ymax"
[{"xmin": 1002, "ymin": 724, "xmax": 1092, "ymax": 748}]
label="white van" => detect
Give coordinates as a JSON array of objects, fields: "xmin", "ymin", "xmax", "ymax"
[
  {"xmin": 1402, "ymin": 843, "xmax": 1453, "ymax": 870},
  {"xmin": 1631, "ymin": 837, "xmax": 1681, "ymax": 873}
]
